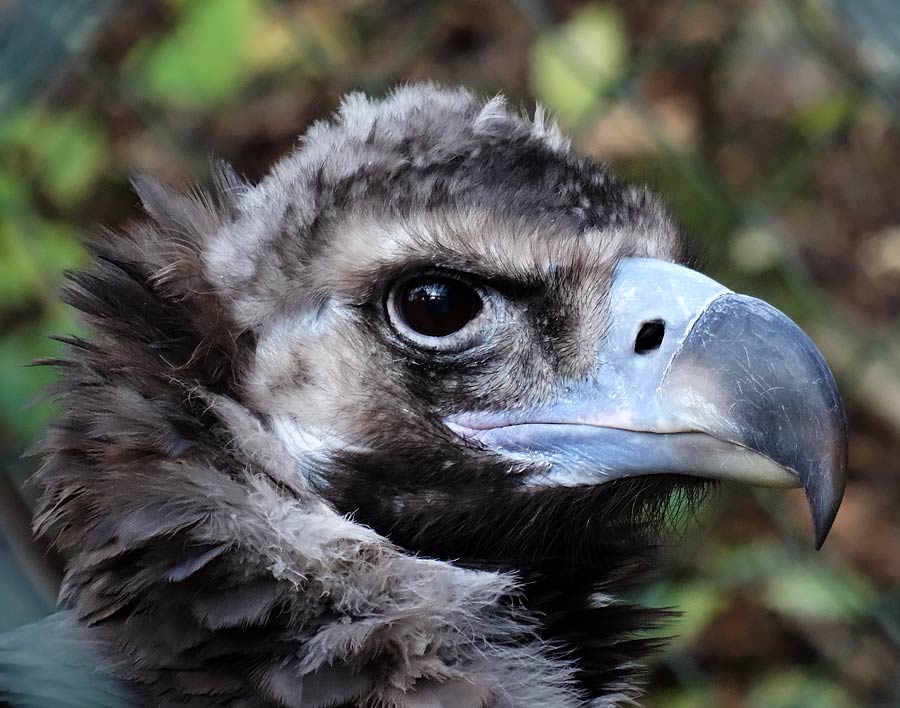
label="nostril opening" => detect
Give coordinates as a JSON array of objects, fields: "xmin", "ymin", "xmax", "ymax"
[{"xmin": 634, "ymin": 320, "xmax": 665, "ymax": 354}]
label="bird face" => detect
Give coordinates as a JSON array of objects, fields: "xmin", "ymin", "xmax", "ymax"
[
  {"xmin": 188, "ymin": 84, "xmax": 848, "ymax": 573},
  {"xmin": 237, "ymin": 188, "xmax": 844, "ymax": 569},
  {"xmin": 36, "ymin": 86, "xmax": 850, "ymax": 707}
]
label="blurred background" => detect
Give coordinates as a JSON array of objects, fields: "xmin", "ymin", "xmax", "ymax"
[{"xmin": 1, "ymin": 0, "xmax": 898, "ymax": 706}]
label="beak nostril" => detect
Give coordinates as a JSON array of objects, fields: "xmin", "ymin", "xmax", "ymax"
[{"xmin": 635, "ymin": 320, "xmax": 665, "ymax": 355}]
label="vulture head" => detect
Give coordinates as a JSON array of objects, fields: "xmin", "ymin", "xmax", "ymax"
[{"xmin": 34, "ymin": 85, "xmax": 847, "ymax": 707}]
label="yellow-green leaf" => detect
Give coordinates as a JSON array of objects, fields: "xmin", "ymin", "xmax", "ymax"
[
  {"xmin": 131, "ymin": 0, "xmax": 263, "ymax": 109},
  {"xmin": 530, "ymin": 4, "xmax": 628, "ymax": 125}
]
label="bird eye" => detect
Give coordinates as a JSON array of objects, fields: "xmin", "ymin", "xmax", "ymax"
[{"xmin": 395, "ymin": 277, "xmax": 483, "ymax": 338}]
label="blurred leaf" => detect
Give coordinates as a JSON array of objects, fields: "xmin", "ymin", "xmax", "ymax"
[
  {"xmin": 530, "ymin": 3, "xmax": 628, "ymax": 124},
  {"xmin": 0, "ymin": 165, "xmax": 28, "ymax": 212},
  {"xmin": 0, "ymin": 212, "xmax": 83, "ymax": 445},
  {"xmin": 31, "ymin": 115, "xmax": 109, "ymax": 208},
  {"xmin": 793, "ymin": 89, "xmax": 858, "ymax": 139},
  {"xmin": 251, "ymin": 5, "xmax": 358, "ymax": 79},
  {"xmin": 764, "ymin": 563, "xmax": 877, "ymax": 622},
  {"xmin": 131, "ymin": 0, "xmax": 264, "ymax": 109},
  {"xmin": 705, "ymin": 541, "xmax": 782, "ymax": 585},
  {"xmin": 688, "ymin": 542, "xmax": 876, "ymax": 622},
  {"xmin": 0, "ymin": 211, "xmax": 85, "ymax": 306},
  {"xmin": 652, "ymin": 687, "xmax": 717, "ymax": 708},
  {"xmin": 746, "ymin": 670, "xmax": 850, "ymax": 708},
  {"xmin": 0, "ymin": 109, "xmax": 109, "ymax": 209},
  {"xmin": 0, "ymin": 306, "xmax": 80, "ymax": 445},
  {"xmin": 245, "ymin": 11, "xmax": 300, "ymax": 73},
  {"xmin": 729, "ymin": 225, "xmax": 786, "ymax": 274}
]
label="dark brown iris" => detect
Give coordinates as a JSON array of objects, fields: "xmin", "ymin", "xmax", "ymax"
[{"xmin": 398, "ymin": 278, "xmax": 483, "ymax": 337}]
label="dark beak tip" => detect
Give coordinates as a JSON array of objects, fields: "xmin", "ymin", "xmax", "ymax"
[
  {"xmin": 813, "ymin": 519, "xmax": 836, "ymax": 551},
  {"xmin": 813, "ymin": 516, "xmax": 834, "ymax": 551},
  {"xmin": 809, "ymin": 449, "xmax": 848, "ymax": 551},
  {"xmin": 811, "ymin": 487, "xmax": 846, "ymax": 550}
]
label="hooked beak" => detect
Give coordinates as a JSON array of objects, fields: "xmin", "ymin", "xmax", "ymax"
[{"xmin": 447, "ymin": 258, "xmax": 847, "ymax": 548}]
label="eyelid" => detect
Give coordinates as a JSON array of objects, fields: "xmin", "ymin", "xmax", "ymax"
[
  {"xmin": 386, "ymin": 267, "xmax": 491, "ymax": 310},
  {"xmin": 362, "ymin": 258, "xmax": 536, "ymax": 304}
]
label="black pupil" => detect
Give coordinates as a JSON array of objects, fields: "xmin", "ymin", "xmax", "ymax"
[{"xmin": 399, "ymin": 279, "xmax": 482, "ymax": 337}]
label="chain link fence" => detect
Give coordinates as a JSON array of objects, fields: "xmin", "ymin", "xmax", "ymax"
[{"xmin": 1, "ymin": 1, "xmax": 899, "ymax": 705}]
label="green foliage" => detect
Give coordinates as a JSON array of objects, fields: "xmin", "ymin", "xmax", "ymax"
[
  {"xmin": 128, "ymin": 0, "xmax": 265, "ymax": 109},
  {"xmin": 764, "ymin": 563, "xmax": 877, "ymax": 622},
  {"xmin": 704, "ymin": 541, "xmax": 878, "ymax": 624},
  {"xmin": 0, "ymin": 108, "xmax": 110, "ymax": 209},
  {"xmin": 793, "ymin": 89, "xmax": 858, "ymax": 140},
  {"xmin": 0, "ymin": 1, "xmax": 896, "ymax": 706},
  {"xmin": 0, "ymin": 305, "xmax": 80, "ymax": 446},
  {"xmin": 0, "ymin": 215, "xmax": 84, "ymax": 306},
  {"xmin": 530, "ymin": 3, "xmax": 628, "ymax": 124},
  {"xmin": 0, "ymin": 163, "xmax": 85, "ymax": 445},
  {"xmin": 652, "ymin": 689, "xmax": 717, "ymax": 708},
  {"xmin": 746, "ymin": 670, "xmax": 851, "ymax": 708}
]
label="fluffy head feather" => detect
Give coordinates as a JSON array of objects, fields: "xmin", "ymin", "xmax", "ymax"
[{"xmin": 35, "ymin": 84, "xmax": 701, "ymax": 707}]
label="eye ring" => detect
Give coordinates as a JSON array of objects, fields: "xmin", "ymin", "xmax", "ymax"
[{"xmin": 386, "ymin": 272, "xmax": 489, "ymax": 350}]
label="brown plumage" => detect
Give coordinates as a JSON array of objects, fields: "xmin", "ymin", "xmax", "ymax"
[{"xmin": 21, "ymin": 84, "xmax": 846, "ymax": 708}]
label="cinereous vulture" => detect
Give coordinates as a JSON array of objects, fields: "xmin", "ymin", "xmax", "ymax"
[{"xmin": 10, "ymin": 85, "xmax": 847, "ymax": 708}]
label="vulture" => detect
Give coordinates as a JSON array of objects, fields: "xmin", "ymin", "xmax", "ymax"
[{"xmin": 7, "ymin": 84, "xmax": 847, "ymax": 708}]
